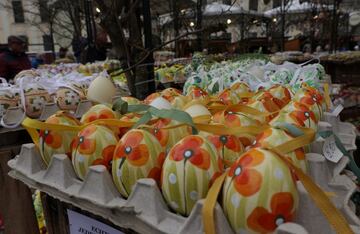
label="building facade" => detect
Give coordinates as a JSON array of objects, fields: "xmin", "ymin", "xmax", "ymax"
[{"xmin": 0, "ymin": 0, "xmax": 60, "ymax": 53}]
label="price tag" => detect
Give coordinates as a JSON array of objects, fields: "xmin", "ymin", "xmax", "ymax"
[
  {"xmin": 332, "ymin": 104, "xmax": 344, "ymax": 117},
  {"xmin": 322, "ymin": 135, "xmax": 343, "ymax": 163},
  {"xmin": 67, "ymin": 210, "xmax": 124, "ymax": 234}
]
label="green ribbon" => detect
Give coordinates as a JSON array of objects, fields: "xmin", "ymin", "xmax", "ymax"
[
  {"xmin": 318, "ymin": 131, "xmax": 360, "ymax": 181},
  {"xmin": 133, "ymin": 106, "xmax": 198, "ymax": 134},
  {"xmin": 113, "ymin": 98, "xmax": 150, "ymax": 114}
]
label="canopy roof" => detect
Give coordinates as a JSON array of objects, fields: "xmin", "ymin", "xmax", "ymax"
[{"xmin": 264, "ymin": 0, "xmax": 334, "ymax": 16}]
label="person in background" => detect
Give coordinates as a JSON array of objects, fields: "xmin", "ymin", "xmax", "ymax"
[
  {"xmin": 81, "ymin": 29, "xmax": 108, "ymax": 64},
  {"xmin": 0, "ymin": 36, "xmax": 31, "ymax": 81},
  {"xmin": 55, "ymin": 47, "xmax": 75, "ymax": 64},
  {"xmin": 58, "ymin": 47, "xmax": 68, "ymax": 59}
]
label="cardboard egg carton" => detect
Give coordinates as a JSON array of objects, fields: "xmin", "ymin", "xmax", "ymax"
[
  {"xmin": 7, "ymin": 144, "xmax": 360, "ymax": 234},
  {"xmin": 1, "ymin": 100, "xmax": 92, "ymax": 128},
  {"xmin": 323, "ymin": 112, "xmax": 357, "ymax": 151}
]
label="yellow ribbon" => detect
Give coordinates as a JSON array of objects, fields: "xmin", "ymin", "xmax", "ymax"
[
  {"xmin": 323, "ymin": 83, "xmax": 331, "ymax": 111},
  {"xmin": 22, "ymin": 117, "xmax": 134, "ymax": 148}
]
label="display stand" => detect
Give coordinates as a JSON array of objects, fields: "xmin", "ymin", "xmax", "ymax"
[{"xmin": 0, "ymin": 127, "xmax": 38, "ymax": 234}]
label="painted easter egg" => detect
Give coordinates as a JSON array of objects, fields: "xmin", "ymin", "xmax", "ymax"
[
  {"xmin": 222, "ymin": 148, "xmax": 299, "ymax": 234},
  {"xmin": 56, "ymin": 87, "xmax": 83, "ymax": 111},
  {"xmin": 143, "ymin": 92, "xmax": 161, "ymax": 104},
  {"xmin": 39, "ymin": 112, "xmax": 80, "ymax": 165},
  {"xmin": 112, "ymin": 129, "xmax": 165, "ymax": 197},
  {"xmin": 0, "ymin": 89, "xmax": 18, "ymax": 118},
  {"xmin": 218, "ymin": 88, "xmax": 241, "ymax": 105},
  {"xmin": 120, "ymin": 96, "xmax": 141, "ymax": 105},
  {"xmin": 162, "ymin": 135, "xmax": 222, "ymax": 216},
  {"xmin": 268, "ymin": 85, "xmax": 292, "ymax": 105},
  {"xmin": 270, "ymin": 102, "xmax": 318, "ymax": 131},
  {"xmin": 80, "ymin": 104, "xmax": 119, "ymax": 124},
  {"xmin": 24, "ymin": 84, "xmax": 52, "ymax": 118},
  {"xmin": 293, "ymin": 86, "xmax": 325, "ymax": 121},
  {"xmin": 161, "ymin": 88, "xmax": 182, "ymax": 102},
  {"xmin": 246, "ymin": 96, "xmax": 281, "ymax": 122},
  {"xmin": 184, "ymin": 102, "xmax": 212, "ymax": 123},
  {"xmin": 72, "ymin": 124, "xmax": 118, "ymax": 180},
  {"xmin": 186, "ymin": 86, "xmax": 209, "ymax": 100},
  {"xmin": 212, "ymin": 110, "xmax": 261, "ymax": 146},
  {"xmin": 149, "ymin": 118, "xmax": 191, "ymax": 151},
  {"xmin": 170, "ymin": 95, "xmax": 189, "ymax": 109},
  {"xmin": 252, "ymin": 127, "xmax": 308, "ymax": 172},
  {"xmin": 118, "ymin": 112, "xmax": 142, "ymax": 136},
  {"xmin": 200, "ymin": 131, "xmax": 244, "ymax": 167},
  {"xmin": 230, "ymin": 82, "xmax": 251, "ymax": 96},
  {"xmin": 250, "ymin": 91, "xmax": 286, "ymax": 110}
]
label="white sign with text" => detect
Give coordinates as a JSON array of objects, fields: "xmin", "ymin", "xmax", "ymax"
[
  {"xmin": 322, "ymin": 135, "xmax": 343, "ymax": 163},
  {"xmin": 67, "ymin": 210, "xmax": 124, "ymax": 234}
]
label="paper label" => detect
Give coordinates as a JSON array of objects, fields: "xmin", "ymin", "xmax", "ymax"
[
  {"xmin": 323, "ymin": 135, "xmax": 343, "ymax": 163},
  {"xmin": 332, "ymin": 104, "xmax": 344, "ymax": 117},
  {"xmin": 67, "ymin": 210, "xmax": 124, "ymax": 234}
]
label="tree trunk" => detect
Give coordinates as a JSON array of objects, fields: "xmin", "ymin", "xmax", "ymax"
[{"xmin": 95, "ymin": 0, "xmax": 154, "ymax": 99}]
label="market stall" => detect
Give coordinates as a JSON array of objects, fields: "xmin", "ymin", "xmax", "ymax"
[{"xmin": 1, "ymin": 54, "xmax": 359, "ymax": 234}]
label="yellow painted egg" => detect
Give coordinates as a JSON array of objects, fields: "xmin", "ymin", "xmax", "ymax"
[
  {"xmin": 72, "ymin": 124, "xmax": 118, "ymax": 180},
  {"xmin": 252, "ymin": 127, "xmax": 308, "ymax": 172},
  {"xmin": 112, "ymin": 129, "xmax": 165, "ymax": 197},
  {"xmin": 222, "ymin": 148, "xmax": 298, "ymax": 234},
  {"xmin": 162, "ymin": 135, "xmax": 222, "ymax": 216},
  {"xmin": 200, "ymin": 131, "xmax": 244, "ymax": 167},
  {"xmin": 39, "ymin": 112, "xmax": 80, "ymax": 165}
]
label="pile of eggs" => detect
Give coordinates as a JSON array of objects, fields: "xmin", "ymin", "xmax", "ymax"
[{"xmin": 37, "ymin": 82, "xmax": 326, "ymax": 233}]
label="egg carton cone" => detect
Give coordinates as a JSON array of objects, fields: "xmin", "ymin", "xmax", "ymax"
[
  {"xmin": 74, "ymin": 100, "xmax": 93, "ymax": 119},
  {"xmin": 7, "ymin": 144, "xmax": 360, "ymax": 234},
  {"xmin": 39, "ymin": 103, "xmax": 60, "ymax": 121},
  {"xmin": 2, "ymin": 106, "xmax": 25, "ymax": 126},
  {"xmin": 321, "ymin": 113, "xmax": 357, "ymax": 152}
]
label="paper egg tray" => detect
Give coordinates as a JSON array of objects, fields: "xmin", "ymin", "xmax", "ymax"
[
  {"xmin": 7, "ymin": 138, "xmax": 360, "ymax": 234},
  {"xmin": 1, "ymin": 100, "xmax": 93, "ymax": 127},
  {"xmin": 324, "ymin": 112, "xmax": 357, "ymax": 152}
]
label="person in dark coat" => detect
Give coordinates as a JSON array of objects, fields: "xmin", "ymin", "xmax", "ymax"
[{"xmin": 0, "ymin": 36, "xmax": 31, "ymax": 81}]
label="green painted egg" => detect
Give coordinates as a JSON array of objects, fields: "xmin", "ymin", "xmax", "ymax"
[
  {"xmin": 222, "ymin": 148, "xmax": 298, "ymax": 234},
  {"xmin": 112, "ymin": 129, "xmax": 165, "ymax": 198},
  {"xmin": 72, "ymin": 124, "xmax": 118, "ymax": 180},
  {"xmin": 39, "ymin": 112, "xmax": 80, "ymax": 165},
  {"xmin": 161, "ymin": 135, "xmax": 222, "ymax": 216}
]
